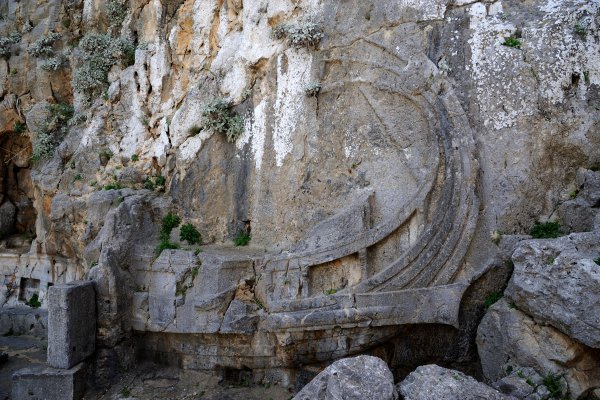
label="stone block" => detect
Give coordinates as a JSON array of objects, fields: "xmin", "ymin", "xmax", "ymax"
[
  {"xmin": 47, "ymin": 281, "xmax": 96, "ymax": 369},
  {"xmin": 12, "ymin": 362, "xmax": 87, "ymax": 400}
]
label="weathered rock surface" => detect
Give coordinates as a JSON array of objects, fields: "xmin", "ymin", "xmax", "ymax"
[
  {"xmin": 505, "ymin": 231, "xmax": 600, "ymax": 349},
  {"xmin": 396, "ymin": 364, "xmax": 512, "ymax": 400},
  {"xmin": 293, "ymin": 356, "xmax": 397, "ymax": 400},
  {"xmin": 477, "ymin": 299, "xmax": 600, "ymax": 399}
]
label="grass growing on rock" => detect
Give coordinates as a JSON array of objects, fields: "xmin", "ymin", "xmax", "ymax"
[
  {"xmin": 201, "ymin": 98, "xmax": 244, "ymax": 143},
  {"xmin": 233, "ymin": 230, "xmax": 251, "ymax": 246},
  {"xmin": 530, "ymin": 221, "xmax": 561, "ymax": 239},
  {"xmin": 502, "ymin": 37, "xmax": 521, "ymax": 48},
  {"xmin": 484, "ymin": 292, "xmax": 503, "ymax": 308}
]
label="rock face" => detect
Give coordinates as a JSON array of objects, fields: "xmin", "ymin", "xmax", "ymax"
[
  {"xmin": 477, "ymin": 299, "xmax": 600, "ymax": 399},
  {"xmin": 0, "ymin": 0, "xmax": 599, "ymax": 394},
  {"xmin": 505, "ymin": 231, "xmax": 600, "ymax": 349},
  {"xmin": 396, "ymin": 364, "xmax": 512, "ymax": 400},
  {"xmin": 293, "ymin": 356, "xmax": 397, "ymax": 400}
]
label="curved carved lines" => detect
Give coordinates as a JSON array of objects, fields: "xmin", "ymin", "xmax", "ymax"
[{"xmin": 263, "ymin": 39, "xmax": 479, "ymax": 312}]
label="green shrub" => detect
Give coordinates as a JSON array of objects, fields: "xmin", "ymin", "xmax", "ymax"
[
  {"xmin": 0, "ymin": 32, "xmax": 22, "ymax": 58},
  {"xmin": 154, "ymin": 176, "xmax": 166, "ymax": 187},
  {"xmin": 273, "ymin": 23, "xmax": 324, "ymax": 48},
  {"xmin": 156, "ymin": 212, "xmax": 181, "ymax": 255},
  {"xmin": 107, "ymin": 0, "xmax": 128, "ymax": 30},
  {"xmin": 530, "ymin": 221, "xmax": 561, "ymax": 239},
  {"xmin": 72, "ymin": 34, "xmax": 135, "ymax": 102},
  {"xmin": 574, "ymin": 23, "xmax": 587, "ymax": 35},
  {"xmin": 32, "ymin": 103, "xmax": 74, "ymax": 161},
  {"xmin": 502, "ymin": 37, "xmax": 521, "ymax": 48},
  {"xmin": 233, "ymin": 230, "xmax": 251, "ymax": 246},
  {"xmin": 41, "ymin": 55, "xmax": 67, "ymax": 71},
  {"xmin": 130, "ymin": 154, "xmax": 139, "ymax": 162},
  {"xmin": 325, "ymin": 288, "xmax": 337, "ymax": 295},
  {"xmin": 201, "ymin": 98, "xmax": 244, "ymax": 143},
  {"xmin": 161, "ymin": 212, "xmax": 181, "ymax": 237},
  {"xmin": 594, "ymin": 257, "xmax": 600, "ymax": 266},
  {"xmin": 103, "ymin": 181, "xmax": 123, "ymax": 190},
  {"xmin": 28, "ymin": 32, "xmax": 61, "ymax": 57},
  {"xmin": 26, "ymin": 293, "xmax": 41, "ymax": 308},
  {"xmin": 180, "ymin": 223, "xmax": 201, "ymax": 245},
  {"xmin": 143, "ymin": 178, "xmax": 155, "ymax": 190},
  {"xmin": 13, "ymin": 121, "xmax": 26, "ymax": 134},
  {"xmin": 542, "ymin": 373, "xmax": 563, "ymax": 398},
  {"xmin": 484, "ymin": 291, "xmax": 503, "ymax": 308}
]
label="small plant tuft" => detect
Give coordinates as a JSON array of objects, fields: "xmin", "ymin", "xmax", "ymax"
[
  {"xmin": 325, "ymin": 288, "xmax": 337, "ymax": 295},
  {"xmin": 156, "ymin": 212, "xmax": 181, "ymax": 255},
  {"xmin": 484, "ymin": 291, "xmax": 503, "ymax": 308},
  {"xmin": 0, "ymin": 32, "xmax": 22, "ymax": 58},
  {"xmin": 273, "ymin": 22, "xmax": 324, "ymax": 48},
  {"xmin": 542, "ymin": 373, "xmax": 563, "ymax": 398},
  {"xmin": 103, "ymin": 181, "xmax": 123, "ymax": 190},
  {"xmin": 180, "ymin": 223, "xmax": 201, "ymax": 245},
  {"xmin": 233, "ymin": 230, "xmax": 251, "ymax": 246},
  {"xmin": 574, "ymin": 22, "xmax": 587, "ymax": 36},
  {"xmin": 594, "ymin": 257, "xmax": 600, "ymax": 266},
  {"xmin": 490, "ymin": 229, "xmax": 503, "ymax": 245},
  {"xmin": 502, "ymin": 37, "xmax": 521, "ymax": 49},
  {"xmin": 201, "ymin": 98, "xmax": 244, "ymax": 143},
  {"xmin": 119, "ymin": 386, "xmax": 130, "ymax": 398},
  {"xmin": 28, "ymin": 32, "xmax": 61, "ymax": 57},
  {"xmin": 161, "ymin": 212, "xmax": 181, "ymax": 236},
  {"xmin": 32, "ymin": 103, "xmax": 74, "ymax": 161},
  {"xmin": 304, "ymin": 82, "xmax": 322, "ymax": 97},
  {"xmin": 26, "ymin": 293, "xmax": 42, "ymax": 308},
  {"xmin": 530, "ymin": 221, "xmax": 561, "ymax": 239},
  {"xmin": 13, "ymin": 121, "xmax": 26, "ymax": 134},
  {"xmin": 130, "ymin": 154, "xmax": 139, "ymax": 162}
]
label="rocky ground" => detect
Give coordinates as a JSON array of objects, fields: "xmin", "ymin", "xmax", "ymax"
[
  {"xmin": 83, "ymin": 363, "xmax": 292, "ymax": 400},
  {"xmin": 0, "ymin": 335, "xmax": 46, "ymax": 400}
]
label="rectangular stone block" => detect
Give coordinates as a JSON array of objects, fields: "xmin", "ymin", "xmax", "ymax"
[
  {"xmin": 12, "ymin": 362, "xmax": 87, "ymax": 400},
  {"xmin": 47, "ymin": 281, "xmax": 96, "ymax": 369}
]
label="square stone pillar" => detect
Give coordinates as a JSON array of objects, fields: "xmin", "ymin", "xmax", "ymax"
[{"xmin": 47, "ymin": 281, "xmax": 96, "ymax": 369}]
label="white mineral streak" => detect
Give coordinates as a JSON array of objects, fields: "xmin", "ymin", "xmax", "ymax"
[{"xmin": 273, "ymin": 50, "xmax": 313, "ymax": 167}]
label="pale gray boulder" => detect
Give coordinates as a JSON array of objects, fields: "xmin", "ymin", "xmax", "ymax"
[
  {"xmin": 293, "ymin": 355, "xmax": 397, "ymax": 400},
  {"xmin": 396, "ymin": 364, "xmax": 513, "ymax": 400}
]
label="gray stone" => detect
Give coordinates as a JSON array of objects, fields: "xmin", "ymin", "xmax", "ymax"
[
  {"xmin": 505, "ymin": 231, "xmax": 600, "ymax": 348},
  {"xmin": 557, "ymin": 198, "xmax": 598, "ymax": 233},
  {"xmin": 576, "ymin": 168, "xmax": 600, "ymax": 207},
  {"xmin": 220, "ymin": 299, "xmax": 259, "ymax": 334},
  {"xmin": 477, "ymin": 299, "xmax": 600, "ymax": 399},
  {"xmin": 0, "ymin": 201, "xmax": 16, "ymax": 235},
  {"xmin": 293, "ymin": 356, "xmax": 397, "ymax": 400},
  {"xmin": 396, "ymin": 364, "xmax": 512, "ymax": 400},
  {"xmin": 11, "ymin": 362, "xmax": 87, "ymax": 400},
  {"xmin": 0, "ymin": 307, "xmax": 47, "ymax": 338},
  {"xmin": 47, "ymin": 281, "xmax": 96, "ymax": 369}
]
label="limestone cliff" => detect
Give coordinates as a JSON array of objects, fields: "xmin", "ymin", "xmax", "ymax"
[{"xmin": 0, "ymin": 0, "xmax": 599, "ymax": 393}]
